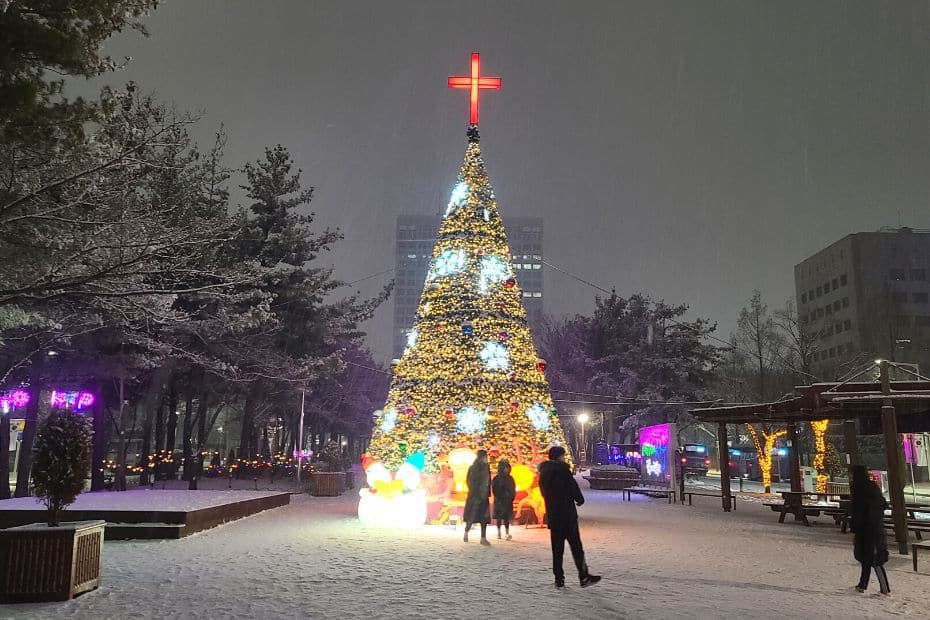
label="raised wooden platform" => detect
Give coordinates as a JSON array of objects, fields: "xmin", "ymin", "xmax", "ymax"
[{"xmin": 0, "ymin": 492, "xmax": 290, "ymax": 540}]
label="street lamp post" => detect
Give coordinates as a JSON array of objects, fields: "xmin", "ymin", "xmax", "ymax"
[{"xmin": 577, "ymin": 412, "xmax": 590, "ymax": 469}]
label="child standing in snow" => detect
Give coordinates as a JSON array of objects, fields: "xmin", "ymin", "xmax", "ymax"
[{"xmin": 492, "ymin": 459, "xmax": 516, "ymax": 540}]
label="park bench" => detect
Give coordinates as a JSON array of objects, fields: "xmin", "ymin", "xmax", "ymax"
[
  {"xmin": 582, "ymin": 467, "xmax": 640, "ymax": 491},
  {"xmin": 913, "ymin": 541, "xmax": 930, "ymax": 572},
  {"xmin": 763, "ymin": 501, "xmax": 831, "ymax": 526},
  {"xmin": 883, "ymin": 518, "xmax": 930, "ymax": 540},
  {"xmin": 682, "ymin": 490, "xmax": 736, "ymax": 510},
  {"xmin": 621, "ymin": 486, "xmax": 677, "ymax": 504}
]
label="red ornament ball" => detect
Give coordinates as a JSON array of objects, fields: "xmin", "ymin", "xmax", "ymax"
[
  {"xmin": 444, "ymin": 408, "xmax": 455, "ymax": 419},
  {"xmin": 497, "ymin": 331, "xmax": 509, "ymax": 342},
  {"xmin": 509, "ymin": 401, "xmax": 520, "ymax": 411},
  {"xmin": 535, "ymin": 360, "xmax": 548, "ymax": 373},
  {"xmin": 503, "ymin": 278, "xmax": 516, "ymax": 289},
  {"xmin": 406, "ymin": 406, "xmax": 417, "ymax": 416}
]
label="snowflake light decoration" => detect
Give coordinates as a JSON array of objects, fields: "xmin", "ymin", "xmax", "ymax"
[
  {"xmin": 445, "ymin": 181, "xmax": 469, "ymax": 216},
  {"xmin": 380, "ymin": 407, "xmax": 399, "ymax": 433},
  {"xmin": 479, "ymin": 341, "xmax": 510, "ymax": 371},
  {"xmin": 456, "ymin": 406, "xmax": 486, "ymax": 434},
  {"xmin": 428, "ymin": 430, "xmax": 441, "ymax": 449},
  {"xmin": 478, "ymin": 255, "xmax": 511, "ymax": 293},
  {"xmin": 405, "ymin": 328, "xmax": 418, "ymax": 352},
  {"xmin": 525, "ymin": 403, "xmax": 551, "ymax": 431},
  {"xmin": 427, "ymin": 248, "xmax": 466, "ymax": 281}
]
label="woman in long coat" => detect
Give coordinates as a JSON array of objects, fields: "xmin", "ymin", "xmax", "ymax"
[
  {"xmin": 849, "ymin": 465, "xmax": 890, "ymax": 594},
  {"xmin": 463, "ymin": 450, "xmax": 491, "ymax": 545},
  {"xmin": 492, "ymin": 459, "xmax": 516, "ymax": 540}
]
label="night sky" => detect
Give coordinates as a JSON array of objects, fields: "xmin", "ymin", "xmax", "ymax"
[{"xmin": 76, "ymin": 1, "xmax": 930, "ymax": 361}]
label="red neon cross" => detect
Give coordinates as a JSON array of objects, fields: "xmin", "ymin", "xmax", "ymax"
[{"xmin": 447, "ymin": 52, "xmax": 501, "ymax": 125}]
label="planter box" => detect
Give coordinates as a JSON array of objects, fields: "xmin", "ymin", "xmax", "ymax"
[
  {"xmin": 310, "ymin": 472, "xmax": 346, "ymax": 497},
  {"xmin": 0, "ymin": 520, "xmax": 105, "ymax": 603}
]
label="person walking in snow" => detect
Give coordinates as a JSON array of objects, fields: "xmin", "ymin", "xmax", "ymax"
[
  {"xmin": 492, "ymin": 458, "xmax": 516, "ymax": 540},
  {"xmin": 849, "ymin": 465, "xmax": 890, "ymax": 594},
  {"xmin": 538, "ymin": 446, "xmax": 601, "ymax": 589},
  {"xmin": 463, "ymin": 449, "xmax": 492, "ymax": 545}
]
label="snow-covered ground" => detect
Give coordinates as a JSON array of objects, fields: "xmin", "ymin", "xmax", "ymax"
[
  {"xmin": 0, "ymin": 489, "xmax": 285, "ymax": 512},
  {"xmin": 7, "ymin": 483, "xmax": 926, "ymax": 620}
]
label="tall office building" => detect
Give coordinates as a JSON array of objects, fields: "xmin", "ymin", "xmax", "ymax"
[
  {"xmin": 394, "ymin": 214, "xmax": 543, "ymax": 357},
  {"xmin": 794, "ymin": 227, "xmax": 930, "ymax": 378}
]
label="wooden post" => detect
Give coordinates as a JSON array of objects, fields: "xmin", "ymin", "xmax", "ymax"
[
  {"xmin": 879, "ymin": 360, "xmax": 908, "ymax": 555},
  {"xmin": 843, "ymin": 418, "xmax": 859, "ymax": 478},
  {"xmin": 787, "ymin": 423, "xmax": 802, "ymax": 492},
  {"xmin": 717, "ymin": 422, "xmax": 732, "ymax": 512}
]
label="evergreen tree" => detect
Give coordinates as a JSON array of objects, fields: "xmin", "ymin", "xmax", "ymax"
[{"xmin": 367, "ymin": 128, "xmax": 568, "ymax": 472}]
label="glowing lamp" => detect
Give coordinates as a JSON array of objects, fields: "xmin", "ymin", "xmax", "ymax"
[{"xmin": 511, "ymin": 464, "xmax": 535, "ymax": 492}]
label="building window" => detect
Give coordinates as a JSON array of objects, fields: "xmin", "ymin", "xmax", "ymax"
[
  {"xmin": 842, "ymin": 297, "xmax": 849, "ymax": 308},
  {"xmin": 915, "ymin": 316, "xmax": 930, "ymax": 327},
  {"xmin": 844, "ymin": 319, "xmax": 851, "ymax": 330},
  {"xmin": 826, "ymin": 326, "xmax": 834, "ymax": 336},
  {"xmin": 824, "ymin": 281, "xmax": 830, "ymax": 293},
  {"xmin": 533, "ymin": 292, "xmax": 542, "ymax": 298},
  {"xmin": 818, "ymin": 308, "xmax": 824, "ymax": 318},
  {"xmin": 892, "ymin": 292, "xmax": 908, "ymax": 304},
  {"xmin": 836, "ymin": 344, "xmax": 844, "ymax": 355},
  {"xmin": 809, "ymin": 289, "xmax": 815, "ymax": 300},
  {"xmin": 832, "ymin": 278, "xmax": 838, "ymax": 290},
  {"xmin": 894, "ymin": 315, "xmax": 911, "ymax": 327},
  {"xmin": 513, "ymin": 264, "xmax": 521, "ymax": 270},
  {"xmin": 914, "ymin": 292, "xmax": 929, "ymax": 304},
  {"xmin": 816, "ymin": 286, "xmax": 822, "ymax": 297},
  {"xmin": 523, "ymin": 264, "xmax": 532, "ymax": 270},
  {"xmin": 523, "ymin": 292, "xmax": 532, "ymax": 298},
  {"xmin": 889, "ymin": 268, "xmax": 906, "ymax": 281},
  {"xmin": 801, "ymin": 314, "xmax": 809, "ymax": 325},
  {"xmin": 801, "ymin": 292, "xmax": 807, "ymax": 304},
  {"xmin": 840, "ymin": 274, "xmax": 848, "ymax": 286},
  {"xmin": 825, "ymin": 305, "xmax": 832, "ymax": 316},
  {"xmin": 835, "ymin": 322, "xmax": 842, "ymax": 333},
  {"xmin": 829, "ymin": 348, "xmax": 836, "ymax": 358},
  {"xmin": 911, "ymin": 268, "xmax": 927, "ymax": 281},
  {"xmin": 533, "ymin": 264, "xmax": 541, "ymax": 270},
  {"xmin": 833, "ymin": 301, "xmax": 840, "ymax": 312}
]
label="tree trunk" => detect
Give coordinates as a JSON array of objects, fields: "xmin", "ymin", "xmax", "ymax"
[
  {"xmin": 0, "ymin": 415, "xmax": 10, "ymax": 499},
  {"xmin": 14, "ymin": 361, "xmax": 44, "ymax": 497},
  {"xmin": 190, "ymin": 390, "xmax": 208, "ymax": 490},
  {"xmin": 165, "ymin": 384, "xmax": 178, "ymax": 457},
  {"xmin": 113, "ymin": 376, "xmax": 128, "ymax": 492},
  {"xmin": 90, "ymin": 382, "xmax": 107, "ymax": 492},
  {"xmin": 153, "ymin": 391, "xmax": 166, "ymax": 480},
  {"xmin": 138, "ymin": 366, "xmax": 170, "ymax": 486},
  {"xmin": 238, "ymin": 389, "xmax": 257, "ymax": 460},
  {"xmin": 182, "ymin": 391, "xmax": 194, "ymax": 481}
]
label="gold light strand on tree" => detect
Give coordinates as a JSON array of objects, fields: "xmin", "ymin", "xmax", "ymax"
[
  {"xmin": 811, "ymin": 419, "xmax": 830, "ymax": 493},
  {"xmin": 746, "ymin": 424, "xmax": 787, "ymax": 494}
]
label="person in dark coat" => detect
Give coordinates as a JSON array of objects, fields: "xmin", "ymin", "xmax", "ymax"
[
  {"xmin": 538, "ymin": 446, "xmax": 601, "ymax": 588},
  {"xmin": 463, "ymin": 449, "xmax": 492, "ymax": 545},
  {"xmin": 849, "ymin": 465, "xmax": 890, "ymax": 594},
  {"xmin": 492, "ymin": 459, "xmax": 516, "ymax": 540}
]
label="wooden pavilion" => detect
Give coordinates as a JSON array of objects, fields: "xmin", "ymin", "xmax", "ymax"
[{"xmin": 690, "ymin": 360, "xmax": 930, "ymax": 554}]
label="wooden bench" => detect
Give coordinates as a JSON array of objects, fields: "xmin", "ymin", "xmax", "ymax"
[
  {"xmin": 883, "ymin": 519, "xmax": 930, "ymax": 540},
  {"xmin": 913, "ymin": 540, "xmax": 930, "ymax": 572},
  {"xmin": 763, "ymin": 501, "xmax": 831, "ymax": 526},
  {"xmin": 621, "ymin": 486, "xmax": 677, "ymax": 504},
  {"xmin": 682, "ymin": 491, "xmax": 736, "ymax": 510},
  {"xmin": 583, "ymin": 468, "xmax": 640, "ymax": 491}
]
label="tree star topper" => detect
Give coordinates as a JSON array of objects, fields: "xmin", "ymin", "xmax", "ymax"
[{"xmin": 448, "ymin": 52, "xmax": 501, "ymax": 125}]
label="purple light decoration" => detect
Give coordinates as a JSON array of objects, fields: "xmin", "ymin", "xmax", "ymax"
[
  {"xmin": 638, "ymin": 423, "xmax": 670, "ymax": 448},
  {"xmin": 11, "ymin": 389, "xmax": 29, "ymax": 408},
  {"xmin": 49, "ymin": 390, "xmax": 95, "ymax": 411}
]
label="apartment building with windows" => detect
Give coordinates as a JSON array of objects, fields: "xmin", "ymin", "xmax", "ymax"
[
  {"xmin": 393, "ymin": 214, "xmax": 544, "ymax": 357},
  {"xmin": 794, "ymin": 227, "xmax": 930, "ymax": 378}
]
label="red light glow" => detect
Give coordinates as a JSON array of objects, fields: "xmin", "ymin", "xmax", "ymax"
[{"xmin": 447, "ymin": 52, "xmax": 501, "ymax": 125}]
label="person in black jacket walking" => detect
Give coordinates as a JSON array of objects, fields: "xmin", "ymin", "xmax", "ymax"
[
  {"xmin": 849, "ymin": 465, "xmax": 890, "ymax": 594},
  {"xmin": 538, "ymin": 445, "xmax": 601, "ymax": 589}
]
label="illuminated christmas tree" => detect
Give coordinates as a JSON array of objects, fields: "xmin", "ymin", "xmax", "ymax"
[{"xmin": 361, "ymin": 55, "xmax": 569, "ymax": 527}]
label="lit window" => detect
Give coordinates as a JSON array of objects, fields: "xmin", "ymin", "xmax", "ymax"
[
  {"xmin": 523, "ymin": 264, "xmax": 532, "ymax": 270},
  {"xmin": 533, "ymin": 292, "xmax": 542, "ymax": 298},
  {"xmin": 407, "ymin": 254, "xmax": 417, "ymax": 259},
  {"xmin": 533, "ymin": 264, "xmax": 541, "ymax": 270},
  {"xmin": 523, "ymin": 292, "xmax": 532, "ymax": 297}
]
